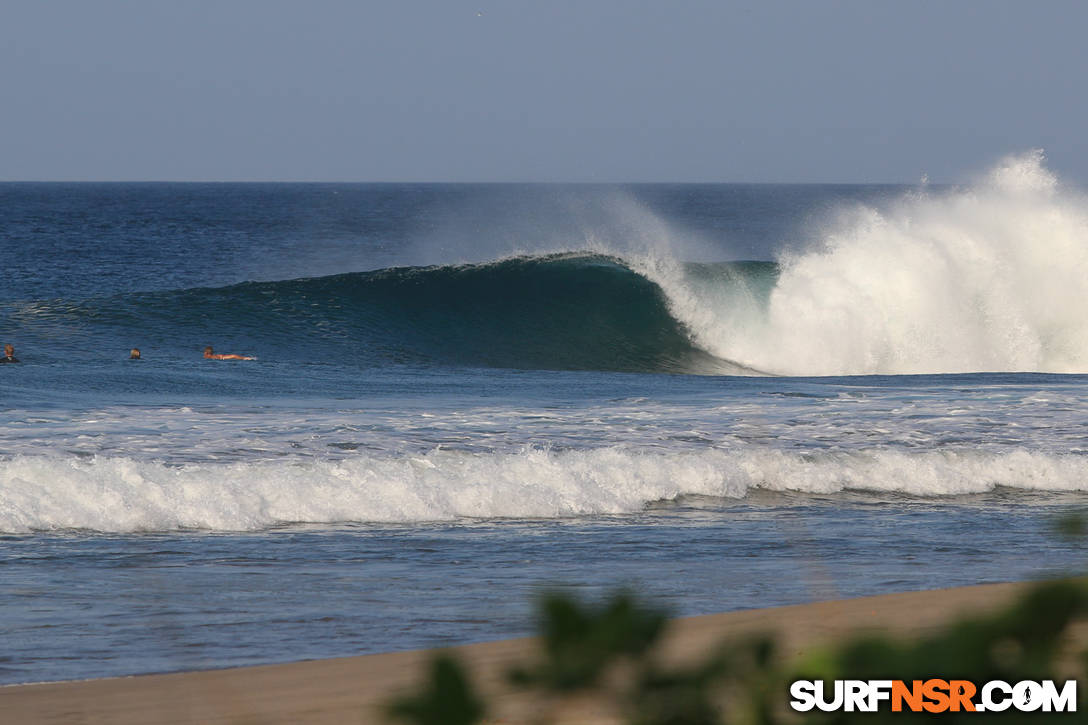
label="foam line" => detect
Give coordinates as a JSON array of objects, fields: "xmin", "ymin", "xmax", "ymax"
[{"xmin": 2, "ymin": 447, "xmax": 1085, "ymax": 533}]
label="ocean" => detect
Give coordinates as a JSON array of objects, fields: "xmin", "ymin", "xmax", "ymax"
[{"xmin": 3, "ymin": 151, "xmax": 1087, "ymax": 684}]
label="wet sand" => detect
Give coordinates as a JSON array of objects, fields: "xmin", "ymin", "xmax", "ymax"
[{"xmin": 1, "ymin": 581, "xmax": 1068, "ymax": 724}]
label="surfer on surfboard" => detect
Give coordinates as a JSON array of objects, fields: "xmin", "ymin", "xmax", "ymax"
[{"xmin": 204, "ymin": 345, "xmax": 256, "ymax": 361}]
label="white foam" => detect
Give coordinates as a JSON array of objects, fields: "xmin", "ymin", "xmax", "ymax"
[
  {"xmin": 645, "ymin": 150, "xmax": 1088, "ymax": 375},
  {"xmin": 2, "ymin": 447, "xmax": 1086, "ymax": 533}
]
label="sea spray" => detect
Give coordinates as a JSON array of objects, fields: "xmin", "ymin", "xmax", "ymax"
[{"xmin": 648, "ymin": 151, "xmax": 1088, "ymax": 375}]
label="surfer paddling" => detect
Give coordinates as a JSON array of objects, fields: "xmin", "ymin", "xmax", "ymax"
[
  {"xmin": 203, "ymin": 345, "xmax": 256, "ymax": 361},
  {"xmin": 1, "ymin": 344, "xmax": 19, "ymax": 363}
]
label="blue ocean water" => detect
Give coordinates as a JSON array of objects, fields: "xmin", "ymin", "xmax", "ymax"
[{"xmin": 3, "ymin": 152, "xmax": 1088, "ymax": 684}]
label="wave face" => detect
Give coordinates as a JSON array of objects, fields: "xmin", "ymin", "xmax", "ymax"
[
  {"xmin": 3, "ymin": 447, "xmax": 1086, "ymax": 533},
  {"xmin": 8, "ymin": 254, "xmax": 772, "ymax": 374}
]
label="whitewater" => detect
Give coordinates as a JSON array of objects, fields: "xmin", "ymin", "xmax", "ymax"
[
  {"xmin": 2, "ymin": 153, "xmax": 1087, "ymax": 684},
  {"xmin": 4, "ymin": 447, "xmax": 1088, "ymax": 533},
  {"xmin": 608, "ymin": 150, "xmax": 1088, "ymax": 376}
]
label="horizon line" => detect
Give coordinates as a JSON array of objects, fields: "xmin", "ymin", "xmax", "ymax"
[{"xmin": 0, "ymin": 178, "xmax": 931, "ymax": 186}]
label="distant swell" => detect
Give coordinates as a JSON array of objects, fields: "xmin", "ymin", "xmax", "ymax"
[{"xmin": 2, "ymin": 447, "xmax": 1087, "ymax": 533}]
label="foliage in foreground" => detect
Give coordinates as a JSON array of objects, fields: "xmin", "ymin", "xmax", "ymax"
[{"xmin": 388, "ymin": 581, "xmax": 1088, "ymax": 724}]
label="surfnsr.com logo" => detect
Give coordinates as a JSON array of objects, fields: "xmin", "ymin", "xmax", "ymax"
[{"xmin": 790, "ymin": 679, "xmax": 1077, "ymax": 713}]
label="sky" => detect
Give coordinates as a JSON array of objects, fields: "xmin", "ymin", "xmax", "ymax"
[{"xmin": 2, "ymin": 1, "xmax": 1087, "ymax": 183}]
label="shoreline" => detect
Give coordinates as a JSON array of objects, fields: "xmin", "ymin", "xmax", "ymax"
[{"xmin": 1, "ymin": 580, "xmax": 1062, "ymax": 724}]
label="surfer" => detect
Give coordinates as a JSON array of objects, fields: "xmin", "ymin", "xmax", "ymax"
[
  {"xmin": 203, "ymin": 345, "xmax": 255, "ymax": 361},
  {"xmin": 129, "ymin": 348, "xmax": 141, "ymax": 360},
  {"xmin": 1, "ymin": 344, "xmax": 18, "ymax": 363}
]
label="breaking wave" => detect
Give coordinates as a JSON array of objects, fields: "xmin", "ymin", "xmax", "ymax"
[
  {"xmin": 3, "ymin": 447, "xmax": 1087, "ymax": 533},
  {"xmin": 683, "ymin": 150, "xmax": 1088, "ymax": 374},
  {"xmin": 6, "ymin": 151, "xmax": 1088, "ymax": 376}
]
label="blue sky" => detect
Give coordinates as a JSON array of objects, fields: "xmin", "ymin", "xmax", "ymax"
[{"xmin": 3, "ymin": 1, "xmax": 1086, "ymax": 182}]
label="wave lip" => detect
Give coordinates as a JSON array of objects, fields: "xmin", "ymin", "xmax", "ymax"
[{"xmin": 3, "ymin": 447, "xmax": 1086, "ymax": 533}]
